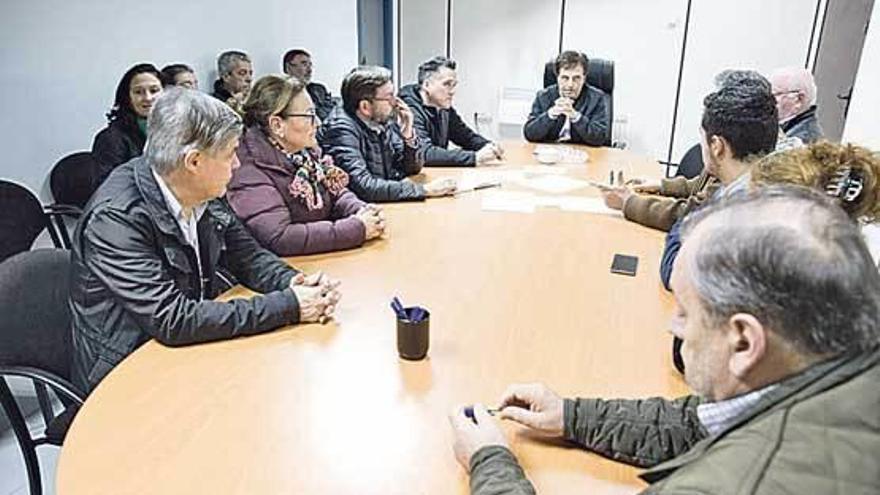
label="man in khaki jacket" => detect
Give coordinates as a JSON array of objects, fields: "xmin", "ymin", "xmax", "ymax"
[{"xmin": 449, "ymin": 186, "xmax": 880, "ymax": 494}]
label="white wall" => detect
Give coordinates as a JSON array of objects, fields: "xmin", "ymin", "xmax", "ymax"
[
  {"xmin": 400, "ymin": 0, "xmax": 827, "ymax": 164},
  {"xmin": 399, "ymin": 0, "xmax": 447, "ymax": 85},
  {"xmin": 843, "ymin": 3, "xmax": 880, "ymax": 150},
  {"xmin": 669, "ymin": 0, "xmax": 820, "ymax": 161},
  {"xmin": 563, "ymin": 0, "xmax": 687, "ymax": 160},
  {"xmin": 0, "ymin": 0, "xmax": 358, "ymax": 199},
  {"xmin": 450, "ymin": 0, "xmax": 562, "ymax": 140}
]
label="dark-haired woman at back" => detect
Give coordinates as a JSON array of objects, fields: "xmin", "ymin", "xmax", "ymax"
[{"xmin": 91, "ymin": 63, "xmax": 162, "ymax": 187}]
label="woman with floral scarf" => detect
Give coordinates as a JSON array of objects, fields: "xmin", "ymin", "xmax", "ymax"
[{"xmin": 227, "ymin": 75, "xmax": 385, "ymax": 256}]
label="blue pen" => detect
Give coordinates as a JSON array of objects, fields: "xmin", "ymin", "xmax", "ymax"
[
  {"xmin": 464, "ymin": 405, "xmax": 501, "ymax": 423},
  {"xmin": 391, "ymin": 297, "xmax": 407, "ymax": 319},
  {"xmin": 410, "ymin": 307, "xmax": 426, "ymax": 322}
]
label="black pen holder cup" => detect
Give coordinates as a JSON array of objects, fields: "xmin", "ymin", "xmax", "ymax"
[{"xmin": 396, "ymin": 310, "xmax": 430, "ymax": 360}]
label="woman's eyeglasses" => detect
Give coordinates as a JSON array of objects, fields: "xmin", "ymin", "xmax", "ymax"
[{"xmin": 280, "ymin": 111, "xmax": 319, "ymax": 126}]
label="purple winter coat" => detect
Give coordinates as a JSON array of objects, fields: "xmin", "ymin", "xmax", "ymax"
[{"xmin": 227, "ymin": 127, "xmax": 367, "ymax": 256}]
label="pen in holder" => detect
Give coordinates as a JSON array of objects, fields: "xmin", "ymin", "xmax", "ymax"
[{"xmin": 391, "ymin": 297, "xmax": 430, "ymax": 360}]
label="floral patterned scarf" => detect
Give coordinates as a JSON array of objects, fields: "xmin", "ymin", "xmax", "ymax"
[{"xmin": 268, "ymin": 137, "xmax": 349, "ymax": 211}]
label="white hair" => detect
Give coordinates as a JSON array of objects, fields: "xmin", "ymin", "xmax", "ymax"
[
  {"xmin": 770, "ymin": 67, "xmax": 817, "ymax": 106},
  {"xmin": 144, "ymin": 88, "xmax": 243, "ymax": 175}
]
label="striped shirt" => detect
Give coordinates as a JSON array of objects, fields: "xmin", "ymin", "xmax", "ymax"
[{"xmin": 697, "ymin": 384, "xmax": 777, "ymax": 436}]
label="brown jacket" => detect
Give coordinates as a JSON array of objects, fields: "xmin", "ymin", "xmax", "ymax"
[{"xmin": 622, "ymin": 170, "xmax": 719, "ymax": 232}]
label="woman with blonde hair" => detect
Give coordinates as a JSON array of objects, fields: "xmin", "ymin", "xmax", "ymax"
[
  {"xmin": 752, "ymin": 141, "xmax": 880, "ymax": 222},
  {"xmin": 753, "ymin": 141, "xmax": 880, "ymax": 263},
  {"xmin": 227, "ymin": 74, "xmax": 385, "ymax": 256}
]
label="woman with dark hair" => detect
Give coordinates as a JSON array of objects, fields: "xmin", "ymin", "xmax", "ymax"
[
  {"xmin": 227, "ymin": 74, "xmax": 385, "ymax": 256},
  {"xmin": 91, "ymin": 63, "xmax": 162, "ymax": 187},
  {"xmin": 160, "ymin": 64, "xmax": 198, "ymax": 89}
]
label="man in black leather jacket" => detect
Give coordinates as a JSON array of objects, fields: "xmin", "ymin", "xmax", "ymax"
[{"xmin": 70, "ymin": 88, "xmax": 339, "ymax": 393}]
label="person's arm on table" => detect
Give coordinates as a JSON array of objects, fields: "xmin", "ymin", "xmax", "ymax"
[
  {"xmin": 498, "ymin": 383, "xmax": 706, "ymax": 468},
  {"xmin": 323, "ymin": 120, "xmax": 427, "ymax": 202},
  {"xmin": 449, "ymin": 405, "xmax": 537, "ymax": 495},
  {"xmin": 82, "ymin": 208, "xmax": 301, "ymax": 346}
]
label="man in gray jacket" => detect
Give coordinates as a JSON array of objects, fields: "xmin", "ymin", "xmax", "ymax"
[
  {"xmin": 70, "ymin": 89, "xmax": 340, "ymax": 392},
  {"xmin": 450, "ymin": 186, "xmax": 880, "ymax": 494}
]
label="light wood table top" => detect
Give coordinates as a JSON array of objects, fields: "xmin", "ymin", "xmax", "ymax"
[{"xmin": 57, "ymin": 142, "xmax": 688, "ymax": 495}]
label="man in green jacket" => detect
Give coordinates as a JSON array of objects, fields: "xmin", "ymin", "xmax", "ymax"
[{"xmin": 449, "ymin": 186, "xmax": 880, "ymax": 494}]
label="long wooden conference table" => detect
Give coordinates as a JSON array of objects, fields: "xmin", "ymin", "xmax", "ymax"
[{"xmin": 57, "ymin": 142, "xmax": 688, "ymax": 494}]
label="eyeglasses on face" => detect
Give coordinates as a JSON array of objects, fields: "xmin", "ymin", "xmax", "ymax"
[
  {"xmin": 279, "ymin": 110, "xmax": 319, "ymax": 125},
  {"xmin": 772, "ymin": 90, "xmax": 801, "ymax": 98}
]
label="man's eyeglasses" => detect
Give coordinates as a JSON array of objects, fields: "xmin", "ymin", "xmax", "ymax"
[
  {"xmin": 279, "ymin": 111, "xmax": 319, "ymax": 126},
  {"xmin": 370, "ymin": 96, "xmax": 396, "ymax": 104},
  {"xmin": 772, "ymin": 90, "xmax": 801, "ymax": 98}
]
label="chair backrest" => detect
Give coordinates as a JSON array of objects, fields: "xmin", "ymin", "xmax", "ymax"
[
  {"xmin": 0, "ymin": 180, "xmax": 49, "ymax": 262},
  {"xmin": 543, "ymin": 55, "xmax": 615, "ymax": 95},
  {"xmin": 675, "ymin": 143, "xmax": 705, "ymax": 179},
  {"xmin": 0, "ymin": 249, "xmax": 73, "ymax": 380},
  {"xmin": 50, "ymin": 151, "xmax": 98, "ymax": 209}
]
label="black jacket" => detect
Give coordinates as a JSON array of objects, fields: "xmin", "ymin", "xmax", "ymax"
[
  {"xmin": 781, "ymin": 105, "xmax": 823, "ymax": 144},
  {"xmin": 70, "ymin": 157, "xmax": 301, "ymax": 392},
  {"xmin": 211, "ymin": 79, "xmax": 234, "ymax": 102},
  {"xmin": 398, "ymin": 84, "xmax": 490, "ymax": 167},
  {"xmin": 318, "ymin": 106, "xmax": 427, "ymax": 202},
  {"xmin": 91, "ymin": 118, "xmax": 145, "ymax": 187},
  {"xmin": 523, "ymin": 84, "xmax": 610, "ymax": 146},
  {"xmin": 307, "ymin": 82, "xmax": 336, "ymax": 123}
]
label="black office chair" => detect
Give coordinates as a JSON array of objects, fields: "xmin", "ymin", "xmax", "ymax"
[
  {"xmin": 674, "ymin": 144, "xmax": 705, "ymax": 179},
  {"xmin": 0, "ymin": 249, "xmax": 85, "ymax": 495},
  {"xmin": 672, "ymin": 336, "xmax": 685, "ymax": 374},
  {"xmin": 50, "ymin": 151, "xmax": 98, "ymax": 209},
  {"xmin": 0, "ymin": 180, "xmax": 80, "ymax": 261},
  {"xmin": 543, "ymin": 54, "xmax": 615, "ymax": 146}
]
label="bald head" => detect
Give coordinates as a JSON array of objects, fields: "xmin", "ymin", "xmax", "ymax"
[
  {"xmin": 678, "ymin": 186, "xmax": 880, "ymax": 358},
  {"xmin": 770, "ymin": 67, "xmax": 817, "ymax": 121}
]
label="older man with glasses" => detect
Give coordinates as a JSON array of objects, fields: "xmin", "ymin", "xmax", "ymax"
[{"xmin": 770, "ymin": 67, "xmax": 824, "ymax": 144}]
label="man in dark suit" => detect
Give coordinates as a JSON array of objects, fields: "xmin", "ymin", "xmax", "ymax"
[{"xmin": 524, "ymin": 50, "xmax": 609, "ymax": 146}]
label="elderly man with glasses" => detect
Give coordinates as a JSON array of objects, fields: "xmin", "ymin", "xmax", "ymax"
[{"xmin": 770, "ymin": 67, "xmax": 824, "ymax": 144}]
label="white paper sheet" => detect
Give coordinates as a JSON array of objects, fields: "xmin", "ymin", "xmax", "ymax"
[
  {"xmin": 457, "ymin": 170, "xmax": 524, "ymax": 192},
  {"xmin": 481, "ymin": 191, "xmax": 536, "ymax": 213},
  {"xmin": 516, "ymin": 175, "xmax": 590, "ymax": 194}
]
